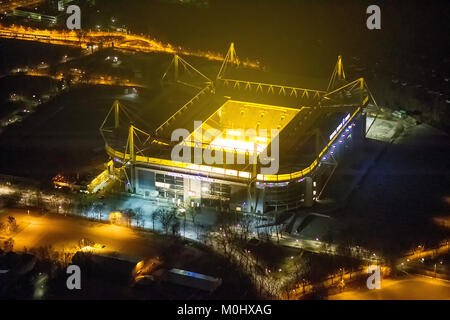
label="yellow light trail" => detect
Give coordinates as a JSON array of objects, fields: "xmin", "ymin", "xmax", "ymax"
[{"xmin": 0, "ymin": 24, "xmax": 260, "ymax": 68}]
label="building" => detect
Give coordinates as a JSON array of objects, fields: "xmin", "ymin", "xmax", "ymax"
[
  {"xmin": 13, "ymin": 4, "xmax": 63, "ymax": 25},
  {"xmin": 100, "ymin": 44, "xmax": 376, "ymax": 216},
  {"xmin": 165, "ymin": 268, "xmax": 222, "ymax": 293},
  {"xmin": 12, "ymin": 0, "xmax": 92, "ymax": 25}
]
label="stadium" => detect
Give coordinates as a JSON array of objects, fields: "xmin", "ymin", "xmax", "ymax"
[{"xmin": 99, "ymin": 43, "xmax": 377, "ymax": 216}]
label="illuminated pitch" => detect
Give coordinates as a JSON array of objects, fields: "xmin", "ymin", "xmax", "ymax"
[{"xmin": 184, "ymin": 100, "xmax": 301, "ymax": 154}]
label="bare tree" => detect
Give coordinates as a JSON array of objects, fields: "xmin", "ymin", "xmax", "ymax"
[
  {"xmin": 216, "ymin": 231, "xmax": 228, "ymax": 256},
  {"xmin": 7, "ymin": 216, "xmax": 18, "ymax": 233},
  {"xmin": 186, "ymin": 206, "xmax": 199, "ymax": 237},
  {"xmin": 64, "ymin": 197, "xmax": 75, "ymax": 215},
  {"xmin": 91, "ymin": 202, "xmax": 104, "ymax": 220},
  {"xmin": 187, "ymin": 207, "xmax": 198, "ymax": 224},
  {"xmin": 35, "ymin": 191, "xmax": 44, "ymax": 210},
  {"xmin": 239, "ymin": 214, "xmax": 255, "ymax": 240},
  {"xmin": 78, "ymin": 195, "xmax": 94, "ymax": 216},
  {"xmin": 134, "ymin": 207, "xmax": 144, "ymax": 227},
  {"xmin": 170, "ymin": 218, "xmax": 180, "ymax": 237},
  {"xmin": 3, "ymin": 192, "xmax": 21, "ymax": 208},
  {"xmin": 293, "ymin": 252, "xmax": 310, "ymax": 286},
  {"xmin": 158, "ymin": 209, "xmax": 177, "ymax": 235},
  {"xmin": 151, "ymin": 209, "xmax": 160, "ymax": 231},
  {"xmin": 3, "ymin": 237, "xmax": 14, "ymax": 252},
  {"xmin": 265, "ymin": 275, "xmax": 281, "ymax": 299},
  {"xmin": 123, "ymin": 208, "xmax": 136, "ymax": 226}
]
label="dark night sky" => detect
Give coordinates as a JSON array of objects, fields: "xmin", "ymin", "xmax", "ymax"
[{"xmin": 96, "ymin": 0, "xmax": 449, "ymax": 79}]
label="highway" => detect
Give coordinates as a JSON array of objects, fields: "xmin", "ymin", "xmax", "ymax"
[{"xmin": 0, "ymin": 24, "xmax": 259, "ymax": 68}]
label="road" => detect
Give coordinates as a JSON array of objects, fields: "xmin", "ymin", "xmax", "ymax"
[
  {"xmin": 329, "ymin": 275, "xmax": 450, "ymax": 300},
  {"xmin": 0, "ymin": 24, "xmax": 259, "ymax": 68}
]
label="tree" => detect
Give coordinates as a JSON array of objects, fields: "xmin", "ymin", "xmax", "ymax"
[
  {"xmin": 217, "ymin": 208, "xmax": 235, "ymax": 228},
  {"xmin": 158, "ymin": 209, "xmax": 177, "ymax": 235},
  {"xmin": 293, "ymin": 252, "xmax": 310, "ymax": 288},
  {"xmin": 65, "ymin": 197, "xmax": 76, "ymax": 215},
  {"xmin": 77, "ymin": 194, "xmax": 93, "ymax": 216},
  {"xmin": 4, "ymin": 192, "xmax": 21, "ymax": 208},
  {"xmin": 35, "ymin": 191, "xmax": 44, "ymax": 211},
  {"xmin": 186, "ymin": 206, "xmax": 199, "ymax": 236},
  {"xmin": 186, "ymin": 207, "xmax": 198, "ymax": 225},
  {"xmin": 123, "ymin": 208, "xmax": 135, "ymax": 226},
  {"xmin": 170, "ymin": 218, "xmax": 180, "ymax": 237},
  {"xmin": 7, "ymin": 216, "xmax": 18, "ymax": 233},
  {"xmin": 91, "ymin": 202, "xmax": 104, "ymax": 220},
  {"xmin": 265, "ymin": 275, "xmax": 281, "ymax": 299},
  {"xmin": 3, "ymin": 237, "xmax": 14, "ymax": 252},
  {"xmin": 134, "ymin": 207, "xmax": 144, "ymax": 227},
  {"xmin": 239, "ymin": 214, "xmax": 255, "ymax": 240},
  {"xmin": 198, "ymin": 224, "xmax": 212, "ymax": 244},
  {"xmin": 182, "ymin": 209, "xmax": 187, "ymax": 237},
  {"xmin": 151, "ymin": 209, "xmax": 160, "ymax": 231},
  {"xmin": 216, "ymin": 231, "xmax": 228, "ymax": 256}
]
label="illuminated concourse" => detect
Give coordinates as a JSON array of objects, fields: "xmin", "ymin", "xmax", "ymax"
[{"xmin": 99, "ymin": 44, "xmax": 377, "ymax": 216}]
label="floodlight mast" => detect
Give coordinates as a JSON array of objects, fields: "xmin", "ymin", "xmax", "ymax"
[
  {"xmin": 217, "ymin": 42, "xmax": 239, "ymax": 80},
  {"xmin": 114, "ymin": 100, "xmax": 120, "ymax": 129},
  {"xmin": 327, "ymin": 55, "xmax": 346, "ymax": 92},
  {"xmin": 162, "ymin": 53, "xmax": 213, "ymax": 89},
  {"xmin": 174, "ymin": 54, "xmax": 179, "ymax": 81},
  {"xmin": 124, "ymin": 125, "xmax": 152, "ymax": 192}
]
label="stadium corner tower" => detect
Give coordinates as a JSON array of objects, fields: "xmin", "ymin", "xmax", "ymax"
[{"xmin": 100, "ymin": 43, "xmax": 377, "ymax": 216}]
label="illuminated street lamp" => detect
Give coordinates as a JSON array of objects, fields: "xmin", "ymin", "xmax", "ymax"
[{"xmin": 109, "ymin": 211, "xmax": 122, "ymax": 224}]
